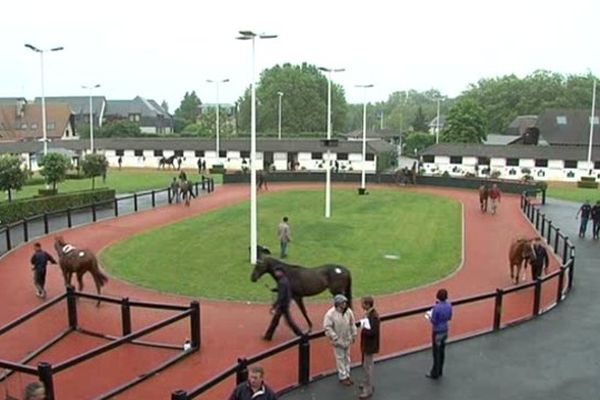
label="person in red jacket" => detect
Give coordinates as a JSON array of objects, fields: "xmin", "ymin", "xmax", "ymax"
[{"xmin": 488, "ymin": 184, "xmax": 502, "ymax": 215}]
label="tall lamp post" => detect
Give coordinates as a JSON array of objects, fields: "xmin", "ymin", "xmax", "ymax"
[
  {"xmin": 25, "ymin": 43, "xmax": 64, "ymax": 156},
  {"xmin": 356, "ymin": 84, "xmax": 374, "ymax": 193},
  {"xmin": 435, "ymin": 97, "xmax": 441, "ymax": 144},
  {"xmin": 207, "ymin": 79, "xmax": 230, "ymax": 155},
  {"xmin": 318, "ymin": 67, "xmax": 345, "ymax": 218},
  {"xmin": 277, "ymin": 91, "xmax": 284, "ymax": 140},
  {"xmin": 586, "ymin": 79, "xmax": 597, "ymax": 175},
  {"xmin": 237, "ymin": 30, "xmax": 278, "ymax": 264},
  {"xmin": 82, "ymin": 84, "xmax": 101, "ymax": 153}
]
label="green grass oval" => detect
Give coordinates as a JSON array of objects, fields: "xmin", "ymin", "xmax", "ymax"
[{"xmin": 100, "ymin": 188, "xmax": 462, "ymax": 301}]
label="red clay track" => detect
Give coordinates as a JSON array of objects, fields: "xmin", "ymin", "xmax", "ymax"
[{"xmin": 0, "ymin": 184, "xmax": 560, "ymax": 399}]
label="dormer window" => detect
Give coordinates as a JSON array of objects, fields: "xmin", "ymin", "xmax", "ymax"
[
  {"xmin": 556, "ymin": 116, "xmax": 567, "ymax": 125},
  {"xmin": 590, "ymin": 116, "xmax": 599, "ymax": 125}
]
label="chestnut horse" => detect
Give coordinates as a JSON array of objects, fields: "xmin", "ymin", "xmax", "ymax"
[
  {"xmin": 251, "ymin": 247, "xmax": 352, "ymax": 330},
  {"xmin": 54, "ymin": 236, "xmax": 108, "ymax": 305},
  {"xmin": 508, "ymin": 238, "xmax": 536, "ymax": 284},
  {"xmin": 478, "ymin": 185, "xmax": 489, "ymax": 212}
]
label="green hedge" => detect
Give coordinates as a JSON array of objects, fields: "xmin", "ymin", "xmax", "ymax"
[
  {"xmin": 577, "ymin": 180, "xmax": 599, "ymax": 189},
  {"xmin": 0, "ymin": 188, "xmax": 116, "ymax": 224}
]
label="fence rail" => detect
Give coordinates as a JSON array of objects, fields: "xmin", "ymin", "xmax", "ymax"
[{"xmin": 171, "ymin": 190, "xmax": 573, "ymax": 399}]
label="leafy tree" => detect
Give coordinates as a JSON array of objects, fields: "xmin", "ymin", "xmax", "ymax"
[
  {"xmin": 237, "ymin": 63, "xmax": 347, "ymax": 135},
  {"xmin": 412, "ymin": 106, "xmax": 428, "ymax": 132},
  {"xmin": 403, "ymin": 132, "xmax": 435, "ymax": 156},
  {"xmin": 174, "ymin": 91, "xmax": 202, "ymax": 127},
  {"xmin": 39, "ymin": 153, "xmax": 71, "ymax": 191},
  {"xmin": 441, "ymin": 99, "xmax": 487, "ymax": 144},
  {"xmin": 81, "ymin": 153, "xmax": 109, "ymax": 190},
  {"xmin": 100, "ymin": 120, "xmax": 141, "ymax": 138},
  {"xmin": 0, "ymin": 155, "xmax": 28, "ymax": 202}
]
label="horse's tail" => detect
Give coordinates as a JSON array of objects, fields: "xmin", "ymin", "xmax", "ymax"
[{"xmin": 93, "ymin": 258, "xmax": 108, "ymax": 287}]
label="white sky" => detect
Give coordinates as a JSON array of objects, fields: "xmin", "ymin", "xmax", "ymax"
[{"xmin": 1, "ymin": 0, "xmax": 598, "ymax": 111}]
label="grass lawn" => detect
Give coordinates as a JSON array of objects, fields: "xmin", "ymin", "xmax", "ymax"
[
  {"xmin": 546, "ymin": 181, "xmax": 600, "ymax": 203},
  {"xmin": 0, "ymin": 168, "xmax": 221, "ymax": 202},
  {"xmin": 100, "ymin": 188, "xmax": 462, "ymax": 301}
]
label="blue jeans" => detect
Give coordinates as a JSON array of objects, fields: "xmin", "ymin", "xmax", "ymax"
[
  {"xmin": 280, "ymin": 241, "xmax": 288, "ymax": 258},
  {"xmin": 579, "ymin": 218, "xmax": 589, "ymax": 237},
  {"xmin": 430, "ymin": 331, "xmax": 448, "ymax": 378}
]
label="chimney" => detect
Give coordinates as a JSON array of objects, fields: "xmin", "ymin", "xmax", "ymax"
[{"xmin": 16, "ymin": 99, "xmax": 26, "ymax": 118}]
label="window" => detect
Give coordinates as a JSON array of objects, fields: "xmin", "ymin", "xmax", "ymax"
[
  {"xmin": 115, "ymin": 149, "xmax": 124, "ymax": 156},
  {"xmin": 477, "ymin": 157, "xmax": 490, "ymax": 165},
  {"xmin": 154, "ymin": 150, "xmax": 163, "ymax": 157},
  {"xmin": 219, "ymin": 150, "xmax": 227, "ymax": 158},
  {"xmin": 366, "ymin": 153, "xmax": 375, "ymax": 161},
  {"xmin": 311, "ymin": 152, "xmax": 322, "ymax": 160},
  {"xmin": 564, "ymin": 160, "xmax": 578, "ymax": 169},
  {"xmin": 31, "ymin": 123, "xmax": 38, "ymax": 129},
  {"xmin": 47, "ymin": 122, "xmax": 55, "ymax": 130},
  {"xmin": 422, "ymin": 155, "xmax": 434, "ymax": 163},
  {"xmin": 506, "ymin": 158, "xmax": 519, "ymax": 166},
  {"xmin": 240, "ymin": 151, "xmax": 250, "ymax": 158},
  {"xmin": 134, "ymin": 150, "xmax": 143, "ymax": 157},
  {"xmin": 450, "ymin": 156, "xmax": 462, "ymax": 164},
  {"xmin": 535, "ymin": 159, "xmax": 548, "ymax": 167},
  {"xmin": 195, "ymin": 150, "xmax": 204, "ymax": 157},
  {"xmin": 20, "ymin": 123, "xmax": 27, "ymax": 129},
  {"xmin": 556, "ymin": 116, "xmax": 567, "ymax": 125},
  {"xmin": 174, "ymin": 150, "xmax": 184, "ymax": 157},
  {"xmin": 337, "ymin": 152, "xmax": 348, "ymax": 160},
  {"xmin": 595, "ymin": 161, "xmax": 600, "ymax": 169}
]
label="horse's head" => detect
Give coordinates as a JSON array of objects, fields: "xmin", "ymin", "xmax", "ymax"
[
  {"xmin": 520, "ymin": 239, "xmax": 536, "ymax": 261},
  {"xmin": 54, "ymin": 236, "xmax": 66, "ymax": 251},
  {"xmin": 251, "ymin": 257, "xmax": 272, "ymax": 282}
]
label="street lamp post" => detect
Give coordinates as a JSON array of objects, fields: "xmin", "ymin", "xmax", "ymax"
[
  {"xmin": 82, "ymin": 84, "xmax": 101, "ymax": 153},
  {"xmin": 207, "ymin": 79, "xmax": 230, "ymax": 155},
  {"xmin": 277, "ymin": 91, "xmax": 284, "ymax": 140},
  {"xmin": 25, "ymin": 43, "xmax": 64, "ymax": 156},
  {"xmin": 587, "ymin": 79, "xmax": 597, "ymax": 175},
  {"xmin": 318, "ymin": 67, "xmax": 345, "ymax": 218},
  {"xmin": 237, "ymin": 30, "xmax": 278, "ymax": 264},
  {"xmin": 356, "ymin": 84, "xmax": 374, "ymax": 192},
  {"xmin": 435, "ymin": 98, "xmax": 441, "ymax": 144}
]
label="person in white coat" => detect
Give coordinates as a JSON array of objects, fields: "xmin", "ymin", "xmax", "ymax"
[{"xmin": 323, "ymin": 294, "xmax": 357, "ymax": 386}]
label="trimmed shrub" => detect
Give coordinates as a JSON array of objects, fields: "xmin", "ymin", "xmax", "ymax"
[{"xmin": 577, "ymin": 178, "xmax": 599, "ymax": 189}]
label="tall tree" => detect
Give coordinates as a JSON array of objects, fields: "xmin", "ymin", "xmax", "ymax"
[
  {"xmin": 0, "ymin": 155, "xmax": 28, "ymax": 202},
  {"xmin": 404, "ymin": 132, "xmax": 435, "ymax": 156},
  {"xmin": 100, "ymin": 120, "xmax": 141, "ymax": 138},
  {"xmin": 412, "ymin": 106, "xmax": 428, "ymax": 132},
  {"xmin": 39, "ymin": 153, "xmax": 71, "ymax": 191},
  {"xmin": 175, "ymin": 91, "xmax": 202, "ymax": 126},
  {"xmin": 441, "ymin": 99, "xmax": 487, "ymax": 143},
  {"xmin": 81, "ymin": 153, "xmax": 109, "ymax": 190}
]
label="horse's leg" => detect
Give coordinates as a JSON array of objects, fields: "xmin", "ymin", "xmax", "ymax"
[
  {"xmin": 92, "ymin": 272, "xmax": 103, "ymax": 307},
  {"xmin": 294, "ymin": 297, "xmax": 311, "ymax": 331},
  {"xmin": 510, "ymin": 263, "xmax": 514, "ymax": 282},
  {"xmin": 77, "ymin": 273, "xmax": 84, "ymax": 291}
]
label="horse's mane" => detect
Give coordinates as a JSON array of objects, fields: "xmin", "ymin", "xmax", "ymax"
[
  {"xmin": 55, "ymin": 236, "xmax": 67, "ymax": 246},
  {"xmin": 264, "ymin": 256, "xmax": 303, "ymax": 270}
]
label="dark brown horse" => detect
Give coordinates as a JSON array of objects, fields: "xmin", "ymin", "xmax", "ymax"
[
  {"xmin": 251, "ymin": 249, "xmax": 352, "ymax": 330},
  {"xmin": 54, "ymin": 236, "xmax": 108, "ymax": 305},
  {"xmin": 158, "ymin": 155, "xmax": 177, "ymax": 170},
  {"xmin": 478, "ymin": 185, "xmax": 489, "ymax": 212},
  {"xmin": 508, "ymin": 238, "xmax": 536, "ymax": 284}
]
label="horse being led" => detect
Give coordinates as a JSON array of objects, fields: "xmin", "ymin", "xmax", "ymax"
[
  {"xmin": 508, "ymin": 238, "xmax": 536, "ymax": 284},
  {"xmin": 478, "ymin": 185, "xmax": 489, "ymax": 212},
  {"xmin": 158, "ymin": 155, "xmax": 177, "ymax": 170},
  {"xmin": 250, "ymin": 246, "xmax": 352, "ymax": 330},
  {"xmin": 54, "ymin": 236, "xmax": 108, "ymax": 306}
]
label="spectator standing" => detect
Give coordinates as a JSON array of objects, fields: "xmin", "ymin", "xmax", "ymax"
[
  {"xmin": 426, "ymin": 289, "xmax": 452, "ymax": 380},
  {"xmin": 24, "ymin": 381, "xmax": 46, "ymax": 400},
  {"xmin": 591, "ymin": 200, "xmax": 600, "ymax": 240},
  {"xmin": 576, "ymin": 200, "xmax": 592, "ymax": 238},
  {"xmin": 197, "ymin": 158, "xmax": 203, "ymax": 174},
  {"xmin": 530, "ymin": 238, "xmax": 550, "ymax": 280},
  {"xmin": 228, "ymin": 365, "xmax": 277, "ymax": 400},
  {"xmin": 488, "ymin": 184, "xmax": 501, "ymax": 215},
  {"xmin": 177, "ymin": 157, "xmax": 183, "ymax": 170},
  {"xmin": 323, "ymin": 294, "xmax": 357, "ymax": 386},
  {"xmin": 263, "ymin": 268, "xmax": 303, "ymax": 340},
  {"xmin": 359, "ymin": 296, "xmax": 380, "ymax": 399},
  {"xmin": 170, "ymin": 177, "xmax": 180, "ymax": 204},
  {"xmin": 277, "ymin": 217, "xmax": 291, "ymax": 258},
  {"xmin": 117, "ymin": 156, "xmax": 122, "ymax": 170},
  {"xmin": 29, "ymin": 242, "xmax": 57, "ymax": 299}
]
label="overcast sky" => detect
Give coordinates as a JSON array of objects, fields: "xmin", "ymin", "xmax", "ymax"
[{"xmin": 1, "ymin": 0, "xmax": 598, "ymax": 111}]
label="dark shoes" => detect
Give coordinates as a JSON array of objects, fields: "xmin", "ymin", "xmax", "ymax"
[
  {"xmin": 339, "ymin": 377, "xmax": 354, "ymax": 386},
  {"xmin": 358, "ymin": 393, "xmax": 372, "ymax": 399},
  {"xmin": 262, "ymin": 335, "xmax": 273, "ymax": 341},
  {"xmin": 425, "ymin": 373, "xmax": 439, "ymax": 380}
]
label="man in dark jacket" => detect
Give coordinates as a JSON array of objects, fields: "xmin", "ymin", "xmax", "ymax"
[
  {"xmin": 359, "ymin": 296, "xmax": 380, "ymax": 399},
  {"xmin": 30, "ymin": 242, "xmax": 57, "ymax": 299},
  {"xmin": 228, "ymin": 365, "xmax": 277, "ymax": 400},
  {"xmin": 591, "ymin": 200, "xmax": 600, "ymax": 240},
  {"xmin": 576, "ymin": 200, "xmax": 592, "ymax": 237},
  {"xmin": 530, "ymin": 238, "xmax": 550, "ymax": 280},
  {"xmin": 263, "ymin": 268, "xmax": 303, "ymax": 341}
]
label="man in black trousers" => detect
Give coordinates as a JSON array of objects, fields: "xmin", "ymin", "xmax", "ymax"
[
  {"xmin": 530, "ymin": 238, "xmax": 549, "ymax": 280},
  {"xmin": 263, "ymin": 267, "xmax": 303, "ymax": 341}
]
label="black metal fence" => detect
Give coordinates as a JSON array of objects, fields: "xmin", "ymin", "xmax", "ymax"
[
  {"xmin": 170, "ymin": 191, "xmax": 573, "ymax": 399},
  {"xmin": 0, "ymin": 287, "xmax": 201, "ymax": 400},
  {"xmin": 0, "ymin": 177, "xmax": 215, "ymax": 256}
]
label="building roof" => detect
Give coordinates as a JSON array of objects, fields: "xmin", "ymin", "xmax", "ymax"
[
  {"xmin": 105, "ymin": 96, "xmax": 171, "ymax": 118},
  {"xmin": 0, "ymin": 103, "xmax": 73, "ymax": 142},
  {"xmin": 484, "ymin": 134, "xmax": 522, "ymax": 145},
  {"xmin": 535, "ymin": 109, "xmax": 600, "ymax": 146},
  {"xmin": 0, "ymin": 137, "xmax": 395, "ymax": 155},
  {"xmin": 342, "ymin": 128, "xmax": 401, "ymax": 140},
  {"xmin": 34, "ymin": 96, "xmax": 106, "ymax": 116},
  {"xmin": 421, "ymin": 143, "xmax": 600, "ymax": 160},
  {"xmin": 505, "ymin": 115, "xmax": 537, "ymax": 136},
  {"xmin": 0, "ymin": 97, "xmax": 27, "ymax": 105}
]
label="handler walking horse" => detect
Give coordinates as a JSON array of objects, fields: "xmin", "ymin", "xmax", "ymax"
[
  {"xmin": 251, "ymin": 248, "xmax": 352, "ymax": 330},
  {"xmin": 478, "ymin": 185, "xmax": 489, "ymax": 212},
  {"xmin": 54, "ymin": 236, "xmax": 108, "ymax": 306},
  {"xmin": 508, "ymin": 238, "xmax": 536, "ymax": 284}
]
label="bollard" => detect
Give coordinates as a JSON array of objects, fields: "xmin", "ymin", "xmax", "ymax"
[
  {"xmin": 5, "ymin": 227, "xmax": 11, "ymax": 251},
  {"xmin": 114, "ymin": 198, "xmax": 119, "ymax": 217},
  {"xmin": 298, "ymin": 334, "xmax": 310, "ymax": 385},
  {"xmin": 190, "ymin": 300, "xmax": 201, "ymax": 349},
  {"xmin": 92, "ymin": 203, "xmax": 97, "ymax": 222},
  {"xmin": 23, "ymin": 220, "xmax": 29, "ymax": 242},
  {"xmin": 43, "ymin": 213, "xmax": 49, "ymax": 234},
  {"xmin": 152, "ymin": 190, "xmax": 156, "ymax": 207},
  {"xmin": 66, "ymin": 286, "xmax": 78, "ymax": 329},
  {"xmin": 37, "ymin": 362, "xmax": 55, "ymax": 400},
  {"xmin": 171, "ymin": 390, "xmax": 188, "ymax": 400},
  {"xmin": 493, "ymin": 288, "xmax": 503, "ymax": 331},
  {"xmin": 121, "ymin": 297, "xmax": 132, "ymax": 336},
  {"xmin": 67, "ymin": 207, "xmax": 73, "ymax": 228},
  {"xmin": 134, "ymin": 193, "xmax": 138, "ymax": 212}
]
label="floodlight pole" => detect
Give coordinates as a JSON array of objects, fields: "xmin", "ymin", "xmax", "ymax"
[
  {"xmin": 207, "ymin": 79, "xmax": 230, "ymax": 155},
  {"xmin": 586, "ymin": 79, "xmax": 597, "ymax": 175},
  {"xmin": 356, "ymin": 84, "xmax": 374, "ymax": 190},
  {"xmin": 82, "ymin": 84, "xmax": 100, "ymax": 153}
]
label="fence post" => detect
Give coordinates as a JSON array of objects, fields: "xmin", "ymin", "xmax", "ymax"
[
  {"xmin": 134, "ymin": 193, "xmax": 138, "ymax": 212},
  {"xmin": 546, "ymin": 220, "xmax": 552, "ymax": 243},
  {"xmin": 151, "ymin": 190, "xmax": 156, "ymax": 207},
  {"xmin": 23, "ymin": 219, "xmax": 29, "ymax": 242},
  {"xmin": 168, "ymin": 187, "xmax": 172, "ymax": 204},
  {"xmin": 67, "ymin": 207, "xmax": 72, "ymax": 228},
  {"xmin": 121, "ymin": 297, "xmax": 132, "ymax": 336},
  {"xmin": 5, "ymin": 227, "xmax": 11, "ymax": 251},
  {"xmin": 562, "ymin": 237, "xmax": 569, "ymax": 265},
  {"xmin": 195, "ymin": 182, "xmax": 199, "ymax": 197},
  {"xmin": 92, "ymin": 203, "xmax": 97, "ymax": 222},
  {"xmin": 171, "ymin": 390, "xmax": 188, "ymax": 400},
  {"xmin": 533, "ymin": 279, "xmax": 542, "ymax": 316},
  {"xmin": 520, "ymin": 195, "xmax": 524, "ymax": 209},
  {"xmin": 66, "ymin": 286, "xmax": 78, "ymax": 329},
  {"xmin": 493, "ymin": 288, "xmax": 503, "ymax": 331},
  {"xmin": 235, "ymin": 358, "xmax": 248, "ymax": 385},
  {"xmin": 201, "ymin": 177, "xmax": 206, "ymax": 191},
  {"xmin": 190, "ymin": 300, "xmax": 201, "ymax": 349},
  {"xmin": 534, "ymin": 208, "xmax": 540, "ymax": 230},
  {"xmin": 541, "ymin": 188, "xmax": 546, "ymax": 205},
  {"xmin": 43, "ymin": 213, "xmax": 49, "ymax": 234},
  {"xmin": 554, "ymin": 229, "xmax": 560, "ymax": 254},
  {"xmin": 557, "ymin": 266, "xmax": 566, "ymax": 304},
  {"xmin": 37, "ymin": 362, "xmax": 55, "ymax": 400},
  {"xmin": 114, "ymin": 198, "xmax": 119, "ymax": 217},
  {"xmin": 298, "ymin": 334, "xmax": 310, "ymax": 385},
  {"xmin": 567, "ymin": 249, "xmax": 575, "ymax": 291},
  {"xmin": 541, "ymin": 217, "xmax": 546, "ymax": 237}
]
